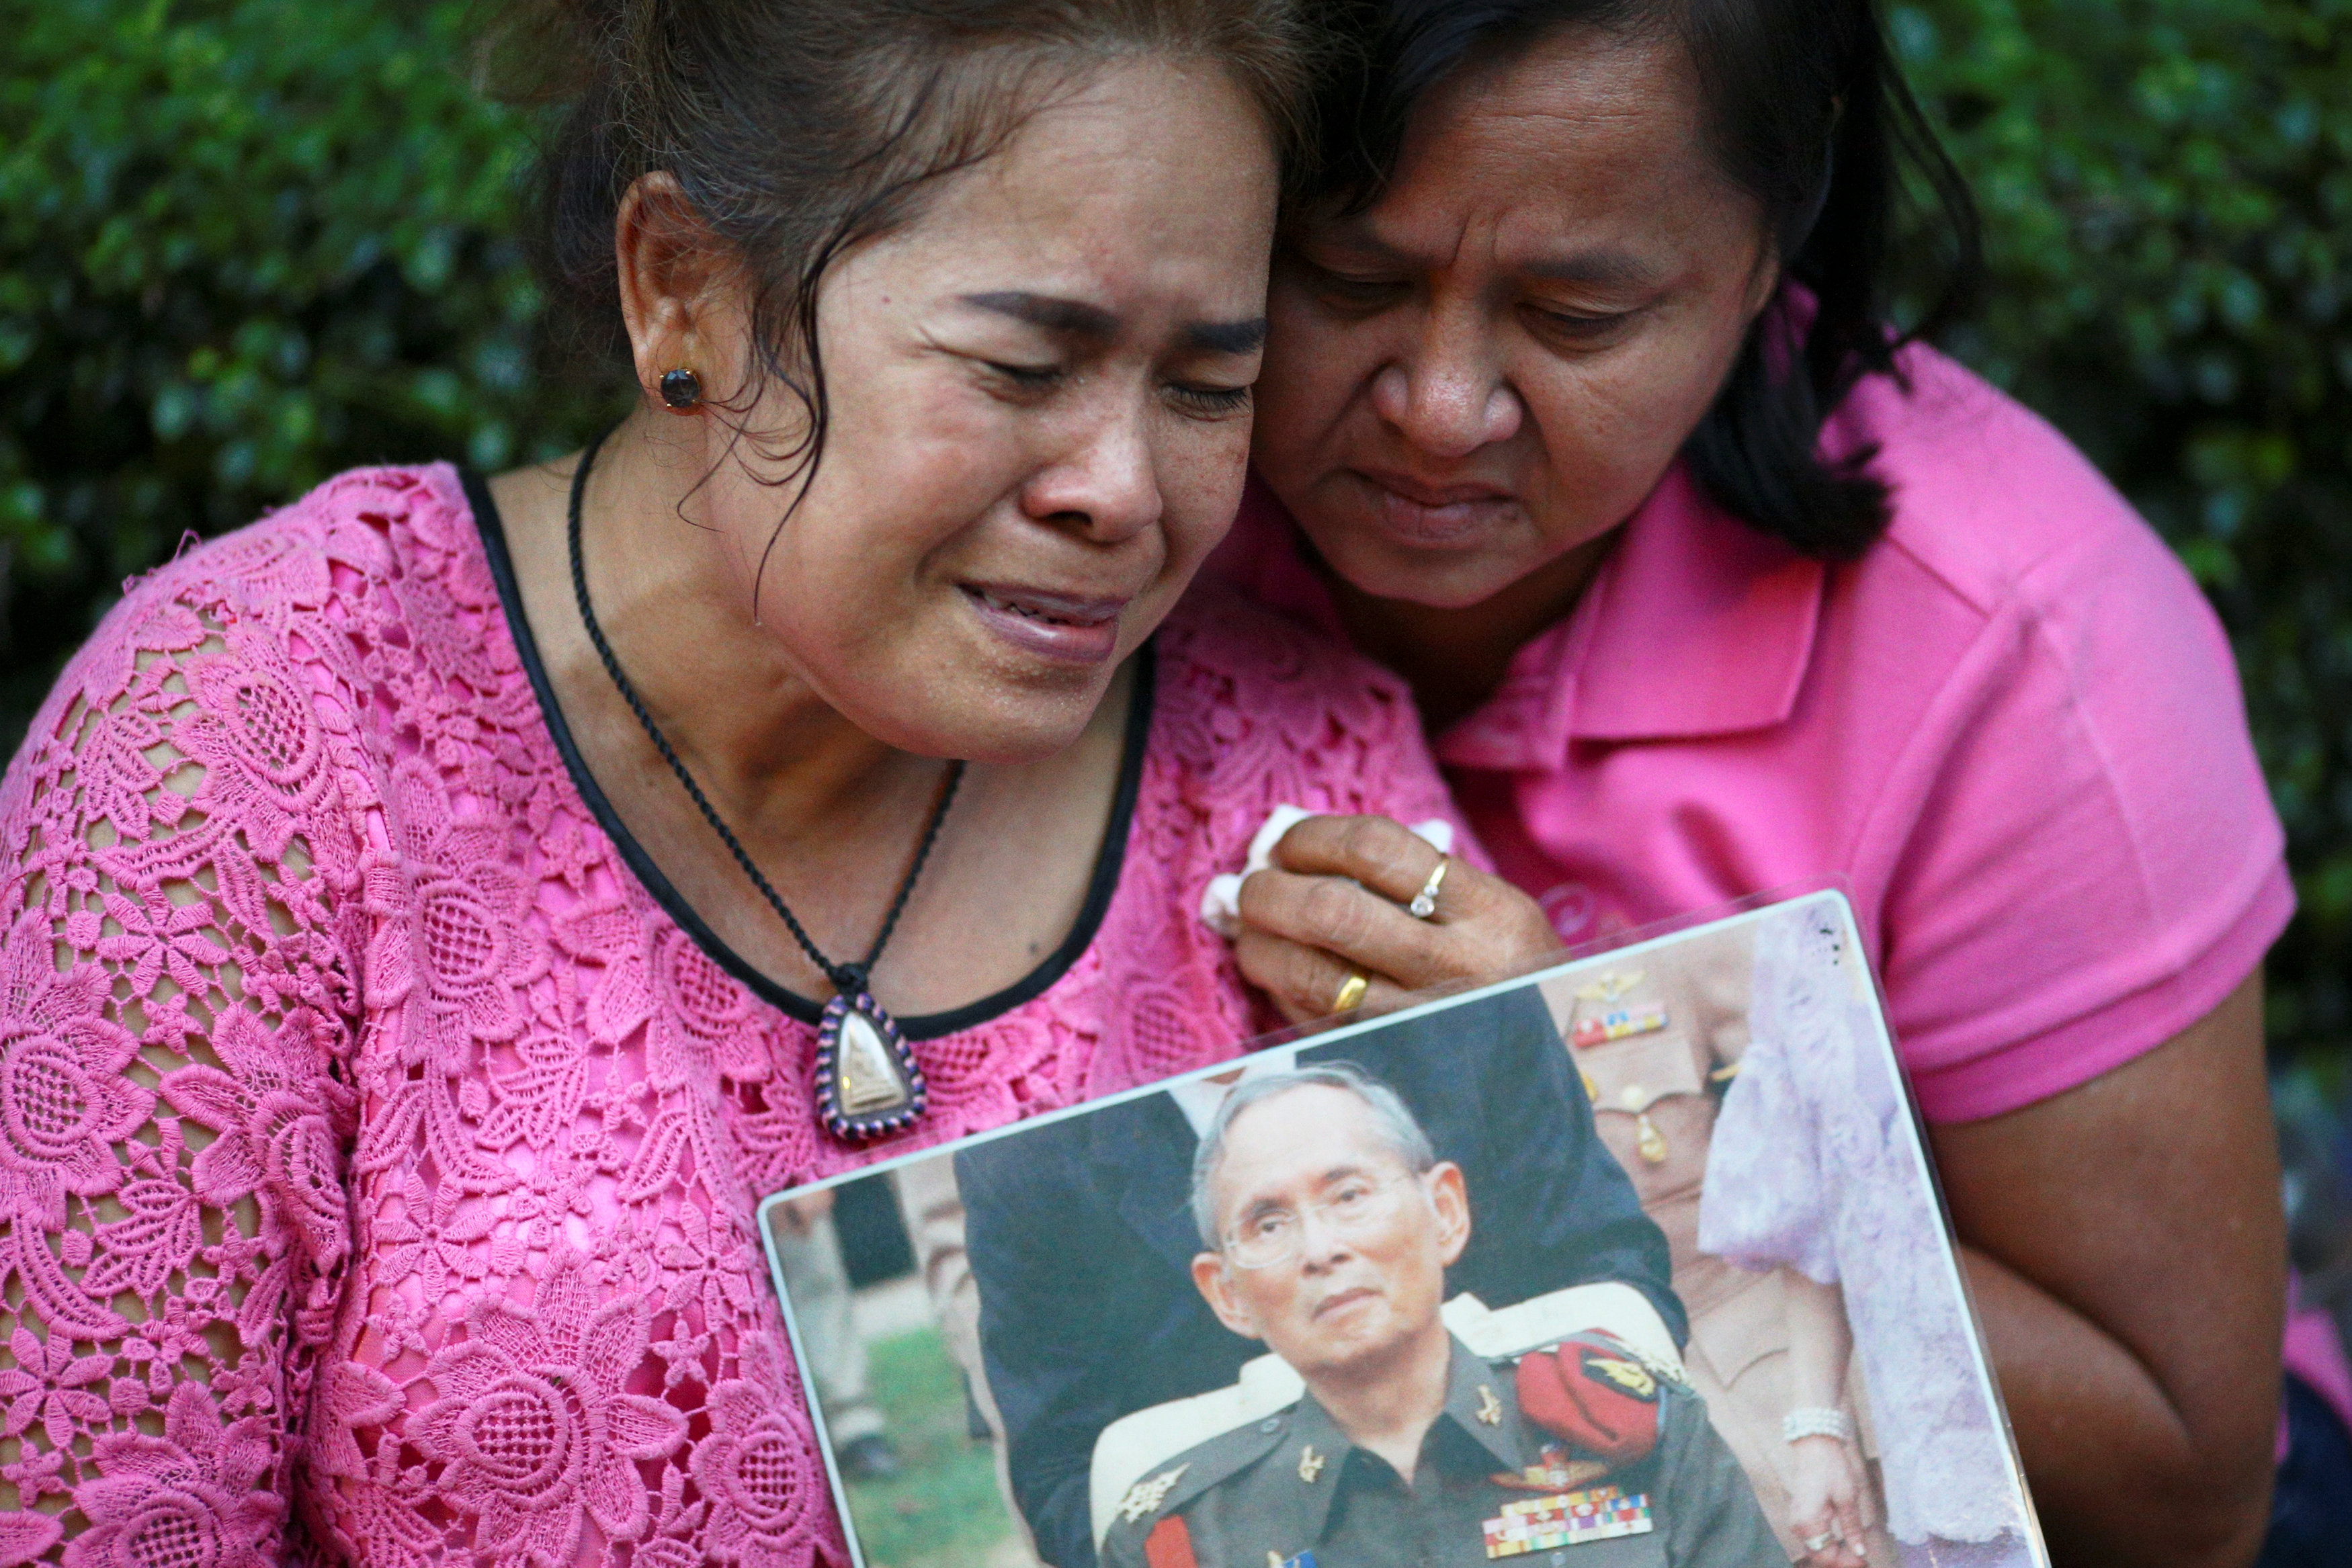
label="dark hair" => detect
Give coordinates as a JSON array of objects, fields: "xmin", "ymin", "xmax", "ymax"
[
  {"xmin": 1302, "ymin": 0, "xmax": 1982, "ymax": 560},
  {"xmin": 496, "ymin": 0, "xmax": 1316, "ymax": 565}
]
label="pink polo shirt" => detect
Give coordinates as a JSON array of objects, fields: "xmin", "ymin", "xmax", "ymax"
[{"xmin": 1215, "ymin": 342, "xmax": 2293, "ymax": 1125}]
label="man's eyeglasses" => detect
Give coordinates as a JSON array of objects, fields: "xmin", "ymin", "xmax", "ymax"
[{"xmin": 1220, "ymin": 1172, "xmax": 1421, "ymax": 1270}]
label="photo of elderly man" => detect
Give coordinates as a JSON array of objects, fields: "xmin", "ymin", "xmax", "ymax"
[
  {"xmin": 960, "ymin": 987, "xmax": 1681, "ymax": 1568},
  {"xmin": 1099, "ymin": 1066, "xmax": 1781, "ymax": 1568}
]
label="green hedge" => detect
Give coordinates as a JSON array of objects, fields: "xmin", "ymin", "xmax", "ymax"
[
  {"xmin": 0, "ymin": 0, "xmax": 618, "ymax": 732},
  {"xmin": 5, "ymin": 0, "xmax": 2349, "ymax": 1059}
]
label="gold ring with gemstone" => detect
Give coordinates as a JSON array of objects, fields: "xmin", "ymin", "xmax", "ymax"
[
  {"xmin": 1329, "ymin": 969, "xmax": 1372, "ymax": 1014},
  {"xmin": 1407, "ymin": 855, "xmax": 1450, "ymax": 920}
]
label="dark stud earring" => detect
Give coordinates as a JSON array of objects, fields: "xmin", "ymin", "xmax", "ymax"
[{"xmin": 659, "ymin": 368, "xmax": 702, "ymax": 411}]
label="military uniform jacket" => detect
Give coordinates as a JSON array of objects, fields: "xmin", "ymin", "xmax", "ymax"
[{"xmin": 1099, "ymin": 1338, "xmax": 1782, "ymax": 1568}]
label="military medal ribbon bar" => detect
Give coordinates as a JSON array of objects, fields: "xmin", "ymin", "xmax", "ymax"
[{"xmin": 1481, "ymin": 1487, "xmax": 1654, "ymax": 1558}]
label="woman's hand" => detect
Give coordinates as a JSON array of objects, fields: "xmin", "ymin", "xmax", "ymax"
[
  {"xmin": 1786, "ymin": 1435, "xmax": 1872, "ymax": 1567},
  {"xmin": 1232, "ymin": 814, "xmax": 1562, "ymax": 1022},
  {"xmin": 1777, "ymin": 1275, "xmax": 1871, "ymax": 1564}
]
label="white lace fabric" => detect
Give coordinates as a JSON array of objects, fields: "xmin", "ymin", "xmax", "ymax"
[{"xmin": 1697, "ymin": 899, "xmax": 2029, "ymax": 1545}]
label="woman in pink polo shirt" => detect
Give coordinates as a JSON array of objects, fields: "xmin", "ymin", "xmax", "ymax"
[{"xmin": 1215, "ymin": 0, "xmax": 2343, "ymax": 1564}]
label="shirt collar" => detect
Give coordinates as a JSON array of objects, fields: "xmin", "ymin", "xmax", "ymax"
[
  {"xmin": 1216, "ymin": 466, "xmax": 1824, "ymax": 772},
  {"xmin": 1281, "ymin": 1389, "xmax": 1353, "ymax": 1546},
  {"xmin": 1439, "ymin": 464, "xmax": 1826, "ymax": 767},
  {"xmin": 1437, "ymin": 1334, "xmax": 1529, "ymax": 1472},
  {"xmin": 1282, "ymin": 1337, "xmax": 1530, "ymax": 1544}
]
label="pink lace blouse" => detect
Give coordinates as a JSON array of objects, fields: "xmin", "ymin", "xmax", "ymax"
[{"xmin": 0, "ymin": 464, "xmax": 1460, "ymax": 1568}]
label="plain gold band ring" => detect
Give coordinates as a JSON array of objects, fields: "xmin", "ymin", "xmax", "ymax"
[
  {"xmin": 1407, "ymin": 855, "xmax": 1451, "ymax": 920},
  {"xmin": 1329, "ymin": 969, "xmax": 1372, "ymax": 1014}
]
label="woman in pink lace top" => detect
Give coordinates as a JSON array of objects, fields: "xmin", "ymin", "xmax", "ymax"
[{"xmin": 0, "ymin": 5, "xmax": 1475, "ymax": 1566}]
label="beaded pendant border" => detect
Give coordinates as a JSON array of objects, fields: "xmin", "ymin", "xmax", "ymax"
[{"xmin": 813, "ymin": 990, "xmax": 927, "ymax": 1141}]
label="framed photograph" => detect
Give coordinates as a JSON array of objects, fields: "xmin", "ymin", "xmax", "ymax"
[{"xmin": 759, "ymin": 889, "xmax": 2046, "ymax": 1568}]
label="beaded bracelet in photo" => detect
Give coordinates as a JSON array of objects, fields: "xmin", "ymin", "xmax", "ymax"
[{"xmin": 1782, "ymin": 1406, "xmax": 1856, "ymax": 1444}]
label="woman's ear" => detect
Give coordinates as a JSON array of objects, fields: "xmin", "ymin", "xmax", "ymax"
[
  {"xmin": 1192, "ymin": 1252, "xmax": 1263, "ymax": 1341},
  {"xmin": 1429, "ymin": 1161, "xmax": 1471, "ymax": 1267},
  {"xmin": 614, "ymin": 171, "xmax": 732, "ymax": 410}
]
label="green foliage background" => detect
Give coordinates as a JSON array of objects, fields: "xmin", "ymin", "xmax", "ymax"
[{"xmin": 4, "ymin": 0, "xmax": 2349, "ymax": 1061}]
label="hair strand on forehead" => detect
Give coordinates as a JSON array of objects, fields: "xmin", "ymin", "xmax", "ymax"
[{"xmin": 495, "ymin": 0, "xmax": 1325, "ymax": 593}]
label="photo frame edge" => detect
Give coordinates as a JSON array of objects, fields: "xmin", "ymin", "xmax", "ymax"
[{"xmin": 759, "ymin": 877, "xmax": 2054, "ymax": 1563}]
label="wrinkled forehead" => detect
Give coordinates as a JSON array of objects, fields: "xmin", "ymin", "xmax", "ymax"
[
  {"xmin": 870, "ymin": 56, "xmax": 1277, "ymax": 320},
  {"xmin": 1396, "ymin": 25, "xmax": 1706, "ymax": 185},
  {"xmin": 1208, "ymin": 1086, "xmax": 1406, "ymax": 1219},
  {"xmin": 1309, "ymin": 29, "xmax": 1736, "ymax": 273}
]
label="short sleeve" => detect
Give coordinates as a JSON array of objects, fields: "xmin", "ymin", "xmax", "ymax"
[
  {"xmin": 1872, "ymin": 503, "xmax": 2290, "ymax": 1123},
  {"xmin": 0, "ymin": 539, "xmax": 361, "ymax": 1564}
]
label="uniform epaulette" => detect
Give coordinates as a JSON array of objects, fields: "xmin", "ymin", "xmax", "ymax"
[{"xmin": 1103, "ymin": 1405, "xmax": 1296, "ymax": 1542}]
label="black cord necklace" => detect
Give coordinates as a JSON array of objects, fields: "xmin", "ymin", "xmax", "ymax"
[{"xmin": 567, "ymin": 427, "xmax": 962, "ymax": 1141}]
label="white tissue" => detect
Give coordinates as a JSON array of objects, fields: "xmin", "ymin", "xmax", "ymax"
[{"xmin": 1198, "ymin": 806, "xmax": 1456, "ymax": 940}]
